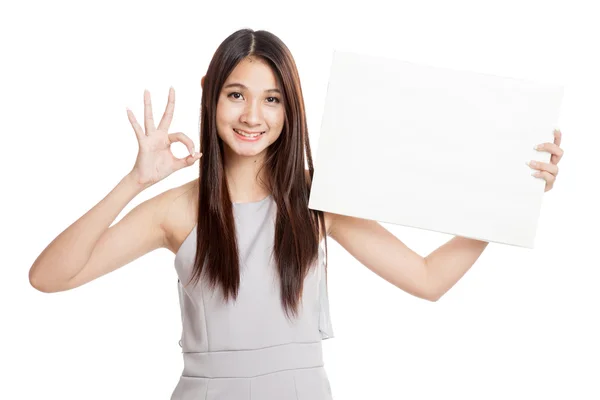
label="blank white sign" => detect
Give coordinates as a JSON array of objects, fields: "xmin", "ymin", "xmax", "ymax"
[{"xmin": 309, "ymin": 50, "xmax": 564, "ymax": 248}]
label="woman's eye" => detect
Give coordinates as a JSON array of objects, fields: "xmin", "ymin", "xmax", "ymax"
[{"xmin": 227, "ymin": 92, "xmax": 280, "ymax": 104}]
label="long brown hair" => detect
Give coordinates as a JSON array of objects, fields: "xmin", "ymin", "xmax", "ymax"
[{"xmin": 184, "ymin": 28, "xmax": 328, "ymax": 320}]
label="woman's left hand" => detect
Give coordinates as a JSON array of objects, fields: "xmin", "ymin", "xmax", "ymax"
[{"xmin": 528, "ymin": 129, "xmax": 564, "ymax": 192}]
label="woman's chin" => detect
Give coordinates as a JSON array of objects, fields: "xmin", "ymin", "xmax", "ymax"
[{"xmin": 225, "ymin": 142, "xmax": 268, "ymax": 158}]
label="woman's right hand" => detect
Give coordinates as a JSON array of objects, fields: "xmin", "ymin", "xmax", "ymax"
[{"xmin": 126, "ymin": 87, "xmax": 202, "ymax": 188}]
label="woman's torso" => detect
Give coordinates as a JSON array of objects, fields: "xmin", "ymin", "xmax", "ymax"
[{"xmin": 164, "ymin": 178, "xmax": 335, "ymax": 400}]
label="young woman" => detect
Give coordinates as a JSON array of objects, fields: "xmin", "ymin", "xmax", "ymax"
[{"xmin": 28, "ymin": 29, "xmax": 564, "ymax": 400}]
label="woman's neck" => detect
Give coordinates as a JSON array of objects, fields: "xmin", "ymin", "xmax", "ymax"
[{"xmin": 223, "ymin": 152, "xmax": 271, "ymax": 203}]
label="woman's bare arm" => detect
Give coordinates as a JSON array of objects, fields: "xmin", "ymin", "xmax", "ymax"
[
  {"xmin": 28, "ymin": 173, "xmax": 166, "ymax": 292},
  {"xmin": 29, "ymin": 87, "xmax": 201, "ymax": 292},
  {"xmin": 328, "ymin": 213, "xmax": 431, "ymax": 300},
  {"xmin": 327, "ymin": 212, "xmax": 488, "ymax": 301}
]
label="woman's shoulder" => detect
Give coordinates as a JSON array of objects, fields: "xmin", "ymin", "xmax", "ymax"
[
  {"xmin": 161, "ymin": 178, "xmax": 199, "ymax": 255},
  {"xmin": 161, "ymin": 173, "xmax": 334, "ymax": 252}
]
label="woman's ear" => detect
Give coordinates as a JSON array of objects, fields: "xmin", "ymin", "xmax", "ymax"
[{"xmin": 201, "ymin": 76, "xmax": 205, "ymax": 89}]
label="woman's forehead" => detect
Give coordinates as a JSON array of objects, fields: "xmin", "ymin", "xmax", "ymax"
[{"xmin": 224, "ymin": 58, "xmax": 280, "ymax": 91}]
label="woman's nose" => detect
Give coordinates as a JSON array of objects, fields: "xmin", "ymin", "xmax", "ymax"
[{"xmin": 241, "ymin": 101, "xmax": 263, "ymax": 125}]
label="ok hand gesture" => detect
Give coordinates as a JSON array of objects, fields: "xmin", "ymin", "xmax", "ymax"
[{"xmin": 127, "ymin": 87, "xmax": 202, "ymax": 188}]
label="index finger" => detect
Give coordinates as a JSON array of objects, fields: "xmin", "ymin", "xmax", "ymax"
[
  {"xmin": 157, "ymin": 87, "xmax": 175, "ymax": 132},
  {"xmin": 554, "ymin": 129, "xmax": 562, "ymax": 147},
  {"xmin": 144, "ymin": 89, "xmax": 155, "ymax": 134}
]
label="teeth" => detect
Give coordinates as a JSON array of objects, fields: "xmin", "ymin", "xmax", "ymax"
[{"xmin": 234, "ymin": 128, "xmax": 263, "ymax": 138}]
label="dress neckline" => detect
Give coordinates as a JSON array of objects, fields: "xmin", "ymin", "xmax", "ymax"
[{"xmin": 232, "ymin": 194, "xmax": 272, "ymax": 205}]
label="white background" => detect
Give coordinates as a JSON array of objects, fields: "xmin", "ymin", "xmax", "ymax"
[{"xmin": 0, "ymin": 0, "xmax": 597, "ymax": 399}]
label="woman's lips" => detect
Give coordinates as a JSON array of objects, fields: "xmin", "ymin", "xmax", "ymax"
[{"xmin": 233, "ymin": 128, "xmax": 265, "ymax": 141}]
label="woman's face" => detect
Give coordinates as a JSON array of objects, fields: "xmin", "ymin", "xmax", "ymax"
[{"xmin": 215, "ymin": 56, "xmax": 285, "ymax": 158}]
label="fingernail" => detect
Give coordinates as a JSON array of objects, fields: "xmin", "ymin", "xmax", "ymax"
[
  {"xmin": 534, "ymin": 144, "xmax": 542, "ymax": 150},
  {"xmin": 529, "ymin": 161, "xmax": 537, "ymax": 167}
]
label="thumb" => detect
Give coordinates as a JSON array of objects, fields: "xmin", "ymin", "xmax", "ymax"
[{"xmin": 181, "ymin": 152, "xmax": 202, "ymax": 169}]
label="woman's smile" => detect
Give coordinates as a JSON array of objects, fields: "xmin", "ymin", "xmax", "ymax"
[{"xmin": 233, "ymin": 128, "xmax": 266, "ymax": 141}]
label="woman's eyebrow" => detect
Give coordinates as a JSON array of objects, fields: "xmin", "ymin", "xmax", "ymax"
[{"xmin": 223, "ymin": 83, "xmax": 281, "ymax": 94}]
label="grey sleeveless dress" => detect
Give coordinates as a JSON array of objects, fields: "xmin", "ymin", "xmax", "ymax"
[{"xmin": 171, "ymin": 194, "xmax": 335, "ymax": 400}]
